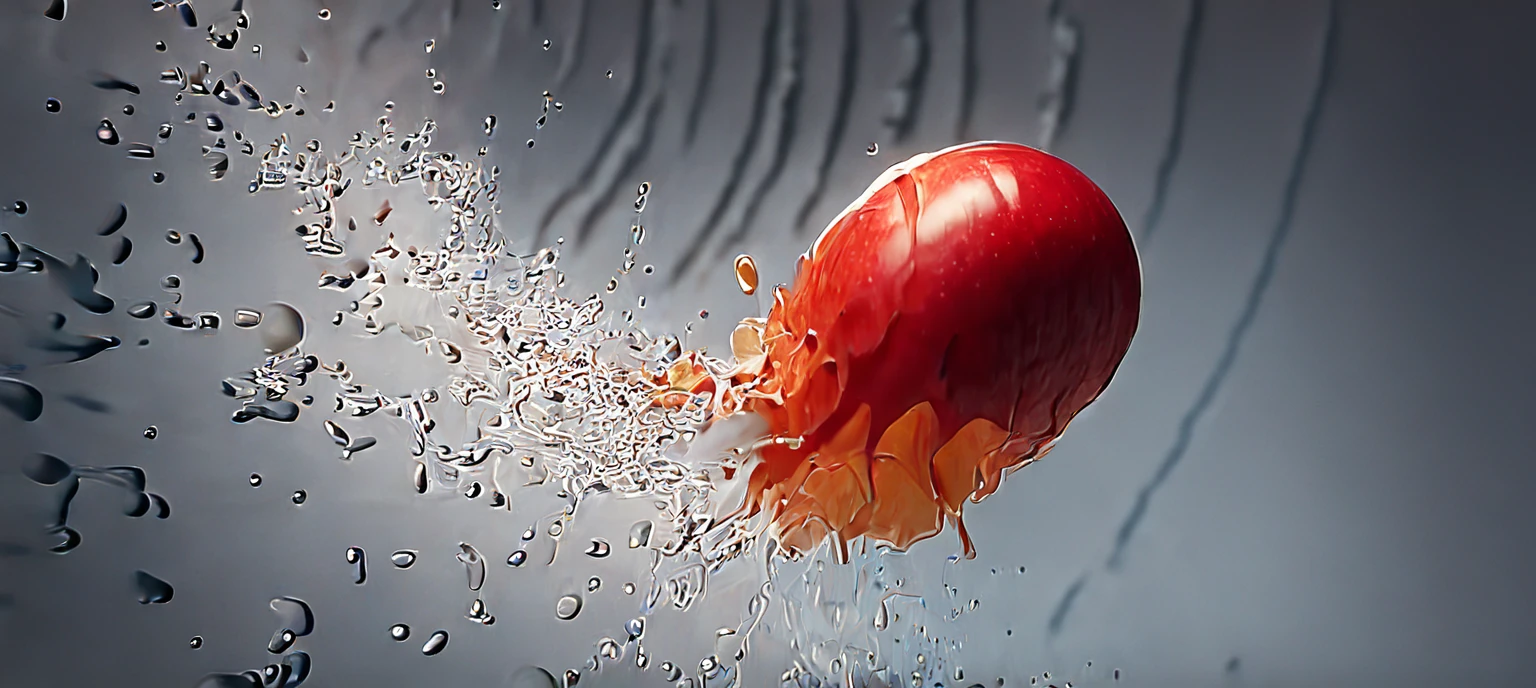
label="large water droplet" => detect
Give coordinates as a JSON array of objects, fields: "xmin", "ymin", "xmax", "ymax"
[
  {"xmin": 507, "ymin": 666, "xmax": 558, "ymax": 688},
  {"xmin": 0, "ymin": 378, "xmax": 44, "ymax": 422},
  {"xmin": 133, "ymin": 570, "xmax": 174, "ymax": 604},
  {"xmin": 346, "ymin": 546, "xmax": 367, "ymax": 584},
  {"xmin": 628, "ymin": 521, "xmax": 652, "ymax": 549},
  {"xmin": 457, "ymin": 543, "xmax": 485, "ymax": 591},
  {"xmin": 584, "ymin": 539, "xmax": 610, "ymax": 558},
  {"xmin": 259, "ymin": 303, "xmax": 304, "ymax": 354},
  {"xmin": 269, "ymin": 597, "xmax": 314, "ymax": 636},
  {"xmin": 96, "ymin": 120, "xmax": 120, "ymax": 145},
  {"xmin": 390, "ymin": 550, "xmax": 417, "ymax": 568},
  {"xmin": 390, "ymin": 624, "xmax": 410, "ymax": 641},
  {"xmin": 421, "ymin": 630, "xmax": 448, "ymax": 656},
  {"xmin": 554, "ymin": 594, "xmax": 582, "ymax": 620},
  {"xmin": 733, "ymin": 254, "xmax": 758, "ymax": 295}
]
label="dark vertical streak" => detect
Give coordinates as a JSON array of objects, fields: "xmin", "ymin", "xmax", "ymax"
[
  {"xmin": 883, "ymin": 0, "xmax": 930, "ymax": 143},
  {"xmin": 573, "ymin": 8, "xmax": 677, "ymax": 246},
  {"xmin": 668, "ymin": 0, "xmax": 782, "ymax": 285},
  {"xmin": 1106, "ymin": 0, "xmax": 1338, "ymax": 571},
  {"xmin": 535, "ymin": 0, "xmax": 656, "ymax": 247},
  {"xmin": 791, "ymin": 0, "xmax": 859, "ymax": 235},
  {"xmin": 1140, "ymin": 0, "xmax": 1204, "ymax": 244},
  {"xmin": 1046, "ymin": 574, "xmax": 1087, "ymax": 636},
  {"xmin": 1037, "ymin": 0, "xmax": 1081, "ymax": 152},
  {"xmin": 715, "ymin": 0, "xmax": 806, "ymax": 254},
  {"xmin": 574, "ymin": 97, "xmax": 667, "ymax": 247},
  {"xmin": 356, "ymin": 25, "xmax": 385, "ymax": 63},
  {"xmin": 955, "ymin": 0, "xmax": 978, "ymax": 142},
  {"xmin": 528, "ymin": 0, "xmax": 543, "ymax": 28},
  {"xmin": 682, "ymin": 0, "xmax": 718, "ymax": 149},
  {"xmin": 554, "ymin": 0, "xmax": 589, "ymax": 87}
]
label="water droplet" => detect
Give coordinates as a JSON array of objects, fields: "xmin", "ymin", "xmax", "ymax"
[
  {"xmin": 624, "ymin": 617, "xmax": 645, "ymax": 639},
  {"xmin": 421, "ymin": 630, "xmax": 449, "ymax": 655},
  {"xmin": 259, "ymin": 303, "xmax": 305, "ymax": 354},
  {"xmin": 507, "ymin": 550, "xmax": 527, "ymax": 567},
  {"xmin": 233, "ymin": 309, "xmax": 262, "ymax": 328},
  {"xmin": 248, "ymin": 473, "xmax": 262, "ymax": 487},
  {"xmin": 554, "ymin": 594, "xmax": 583, "ymax": 620},
  {"xmin": 423, "ymin": 39, "xmax": 435, "ymax": 54},
  {"xmin": 96, "ymin": 120, "xmax": 120, "ymax": 145},
  {"xmin": 587, "ymin": 576, "xmax": 601, "ymax": 593},
  {"xmin": 122, "ymin": 104, "xmax": 135, "ymax": 116},
  {"xmin": 161, "ymin": 275, "xmax": 181, "ymax": 289},
  {"xmin": 733, "ymin": 254, "xmax": 759, "ymax": 295},
  {"xmin": 317, "ymin": 8, "xmax": 331, "ymax": 20},
  {"xmin": 267, "ymin": 628, "xmax": 297, "ymax": 653},
  {"xmin": 45, "ymin": 98, "xmax": 61, "ymax": 113},
  {"xmin": 291, "ymin": 490, "xmax": 306, "ymax": 505},
  {"xmin": 698, "ymin": 309, "xmax": 709, "ymax": 319},
  {"xmin": 133, "ymin": 570, "xmax": 174, "ymax": 604},
  {"xmin": 154, "ymin": 41, "xmax": 166, "ymax": 52},
  {"xmin": 507, "ymin": 667, "xmax": 558, "ymax": 688},
  {"xmin": 152, "ymin": 172, "xmax": 165, "ymax": 184},
  {"xmin": 346, "ymin": 546, "xmax": 367, "ymax": 584},
  {"xmin": 390, "ymin": 624, "xmax": 410, "ymax": 641},
  {"xmin": 628, "ymin": 521, "xmax": 652, "ymax": 549},
  {"xmin": 143, "ymin": 426, "xmax": 158, "ymax": 440},
  {"xmin": 483, "ymin": 115, "xmax": 497, "ymax": 137},
  {"xmin": 525, "ymin": 138, "xmax": 535, "ymax": 148},
  {"xmin": 432, "ymin": 81, "xmax": 446, "ymax": 95},
  {"xmin": 457, "ymin": 543, "xmax": 486, "ymax": 591},
  {"xmin": 584, "ymin": 539, "xmax": 610, "ymax": 558},
  {"xmin": 605, "ymin": 69, "xmax": 613, "ymax": 79},
  {"xmin": 542, "ymin": 39, "xmax": 551, "ymax": 50},
  {"xmin": 391, "ymin": 550, "xmax": 417, "ymax": 568},
  {"xmin": 622, "ymin": 582, "xmax": 635, "ymax": 595},
  {"xmin": 866, "ymin": 142, "xmax": 879, "ymax": 155},
  {"xmin": 189, "ymin": 636, "xmax": 203, "ymax": 649}
]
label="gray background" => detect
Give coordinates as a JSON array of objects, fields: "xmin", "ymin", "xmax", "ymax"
[{"xmin": 2, "ymin": 0, "xmax": 1534, "ymax": 686}]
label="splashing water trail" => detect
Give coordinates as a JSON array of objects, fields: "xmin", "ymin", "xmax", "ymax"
[{"xmin": 6, "ymin": 4, "xmax": 1145, "ymax": 685}]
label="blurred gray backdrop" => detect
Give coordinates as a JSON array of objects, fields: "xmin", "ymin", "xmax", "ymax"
[{"xmin": 2, "ymin": 0, "xmax": 1534, "ymax": 686}]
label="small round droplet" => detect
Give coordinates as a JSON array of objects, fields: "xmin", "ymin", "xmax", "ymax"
[
  {"xmin": 45, "ymin": 98, "xmax": 61, "ymax": 113},
  {"xmin": 423, "ymin": 39, "xmax": 435, "ymax": 54},
  {"xmin": 122, "ymin": 104, "xmax": 135, "ymax": 116},
  {"xmin": 432, "ymin": 81, "xmax": 446, "ymax": 95},
  {"xmin": 554, "ymin": 594, "xmax": 583, "ymax": 620},
  {"xmin": 542, "ymin": 39, "xmax": 551, "ymax": 50},
  {"xmin": 491, "ymin": 0, "xmax": 501, "ymax": 8},
  {"xmin": 525, "ymin": 138, "xmax": 535, "ymax": 148},
  {"xmin": 10, "ymin": 201, "xmax": 27, "ymax": 216},
  {"xmin": 585, "ymin": 539, "xmax": 610, "ymax": 558},
  {"xmin": 143, "ymin": 426, "xmax": 158, "ymax": 440},
  {"xmin": 866, "ymin": 142, "xmax": 879, "ymax": 155},
  {"xmin": 733, "ymin": 254, "xmax": 759, "ymax": 295},
  {"xmin": 189, "ymin": 636, "xmax": 203, "ymax": 649},
  {"xmin": 291, "ymin": 490, "xmax": 307, "ymax": 505},
  {"xmin": 317, "ymin": 8, "xmax": 331, "ymax": 20},
  {"xmin": 154, "ymin": 41, "xmax": 167, "ymax": 52},
  {"xmin": 248, "ymin": 473, "xmax": 262, "ymax": 487},
  {"xmin": 391, "ymin": 550, "xmax": 417, "ymax": 568},
  {"xmin": 622, "ymin": 582, "xmax": 635, "ymax": 595},
  {"xmin": 96, "ymin": 120, "xmax": 120, "ymax": 145},
  {"xmin": 161, "ymin": 275, "xmax": 181, "ymax": 289},
  {"xmin": 587, "ymin": 576, "xmax": 601, "ymax": 593},
  {"xmin": 390, "ymin": 624, "xmax": 410, "ymax": 641},
  {"xmin": 507, "ymin": 550, "xmax": 527, "ymax": 567},
  {"xmin": 698, "ymin": 309, "xmax": 710, "ymax": 319},
  {"xmin": 605, "ymin": 69, "xmax": 613, "ymax": 79},
  {"xmin": 421, "ymin": 629, "xmax": 448, "ymax": 655},
  {"xmin": 165, "ymin": 230, "xmax": 182, "ymax": 244},
  {"xmin": 152, "ymin": 171, "xmax": 165, "ymax": 184}
]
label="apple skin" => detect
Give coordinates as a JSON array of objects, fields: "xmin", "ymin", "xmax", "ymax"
[{"xmin": 742, "ymin": 141, "xmax": 1142, "ymax": 552}]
